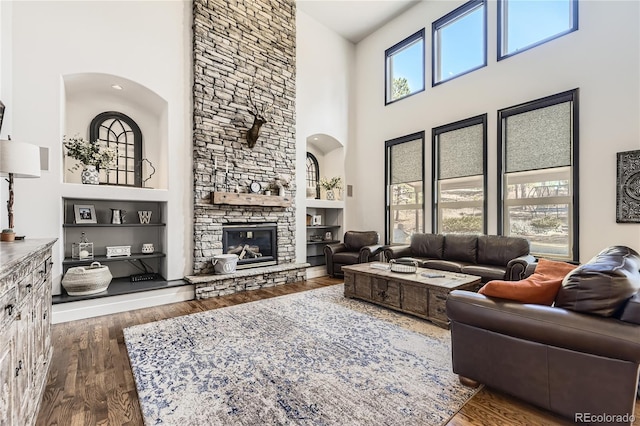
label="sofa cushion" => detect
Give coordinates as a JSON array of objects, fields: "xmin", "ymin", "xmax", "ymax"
[
  {"xmin": 461, "ymin": 265, "xmax": 508, "ymax": 282},
  {"xmin": 344, "ymin": 231, "xmax": 378, "ymax": 251},
  {"xmin": 332, "ymin": 251, "xmax": 361, "ymax": 265},
  {"xmin": 556, "ymin": 246, "xmax": 640, "ymax": 317},
  {"xmin": 410, "ymin": 233, "xmax": 444, "ymax": 259},
  {"xmin": 619, "ymin": 292, "xmax": 640, "ymax": 325},
  {"xmin": 422, "ymin": 259, "xmax": 470, "ymax": 273},
  {"xmin": 479, "ymin": 258, "xmax": 577, "ymax": 305},
  {"xmin": 477, "ymin": 235, "xmax": 529, "ymax": 267},
  {"xmin": 443, "ymin": 234, "xmax": 477, "ymax": 263}
]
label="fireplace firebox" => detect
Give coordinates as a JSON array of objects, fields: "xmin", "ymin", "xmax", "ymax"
[{"xmin": 222, "ymin": 223, "xmax": 277, "ymax": 269}]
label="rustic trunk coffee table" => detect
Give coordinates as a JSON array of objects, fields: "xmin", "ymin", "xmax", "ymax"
[{"xmin": 342, "ymin": 263, "xmax": 481, "ymax": 328}]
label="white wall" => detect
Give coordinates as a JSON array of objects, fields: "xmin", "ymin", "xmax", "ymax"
[
  {"xmin": 1, "ymin": 0, "xmax": 192, "ymax": 294},
  {"xmin": 295, "ymin": 9, "xmax": 355, "ymax": 261},
  {"xmin": 350, "ymin": 0, "xmax": 640, "ymax": 262}
]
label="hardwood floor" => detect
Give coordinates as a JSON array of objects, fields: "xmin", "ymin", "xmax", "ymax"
[{"xmin": 36, "ymin": 277, "xmax": 637, "ymax": 426}]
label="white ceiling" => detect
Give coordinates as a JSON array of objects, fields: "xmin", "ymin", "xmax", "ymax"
[{"xmin": 296, "ymin": 0, "xmax": 421, "ymax": 43}]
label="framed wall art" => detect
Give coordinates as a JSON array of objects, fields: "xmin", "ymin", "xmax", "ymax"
[{"xmin": 616, "ymin": 149, "xmax": 640, "ymax": 223}]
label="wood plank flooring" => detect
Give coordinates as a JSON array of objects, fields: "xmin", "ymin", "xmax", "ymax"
[{"xmin": 36, "ymin": 277, "xmax": 638, "ymax": 426}]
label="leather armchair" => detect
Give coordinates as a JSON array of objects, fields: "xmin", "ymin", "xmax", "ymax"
[{"xmin": 324, "ymin": 231, "xmax": 382, "ymax": 277}]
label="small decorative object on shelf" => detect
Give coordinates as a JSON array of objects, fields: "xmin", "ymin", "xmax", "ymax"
[
  {"xmin": 72, "ymin": 232, "xmax": 94, "ymax": 260},
  {"xmin": 140, "ymin": 158, "xmax": 156, "ymax": 188},
  {"xmin": 312, "ymin": 215, "xmax": 322, "ymax": 226},
  {"xmin": 1, "ymin": 228, "xmax": 15, "ymax": 242},
  {"xmin": 273, "ymin": 174, "xmax": 290, "ymax": 197},
  {"xmin": 320, "ymin": 176, "xmax": 343, "ymax": 200},
  {"xmin": 62, "ymin": 135, "xmax": 116, "ymax": 185},
  {"xmin": 62, "ymin": 261, "xmax": 112, "ymax": 296},
  {"xmin": 106, "ymin": 245, "xmax": 131, "ymax": 257},
  {"xmin": 74, "ymin": 204, "xmax": 97, "ymax": 224},
  {"xmin": 141, "ymin": 243, "xmax": 155, "ymax": 254},
  {"xmin": 110, "ymin": 208, "xmax": 126, "ymax": 224},
  {"xmin": 138, "ymin": 210, "xmax": 152, "ymax": 224},
  {"xmin": 324, "ymin": 231, "xmax": 333, "ymax": 241}
]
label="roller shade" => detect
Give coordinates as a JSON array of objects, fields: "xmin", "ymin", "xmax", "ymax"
[
  {"xmin": 438, "ymin": 123, "xmax": 483, "ymax": 179},
  {"xmin": 390, "ymin": 138, "xmax": 422, "ymax": 184}
]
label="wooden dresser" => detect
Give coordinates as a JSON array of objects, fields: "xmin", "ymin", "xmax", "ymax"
[{"xmin": 0, "ymin": 239, "xmax": 56, "ymax": 425}]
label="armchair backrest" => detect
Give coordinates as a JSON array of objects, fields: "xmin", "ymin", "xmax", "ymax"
[{"xmin": 344, "ymin": 231, "xmax": 379, "ymax": 251}]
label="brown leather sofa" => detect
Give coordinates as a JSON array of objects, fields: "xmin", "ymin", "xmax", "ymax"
[
  {"xmin": 383, "ymin": 233, "xmax": 534, "ymax": 282},
  {"xmin": 446, "ymin": 246, "xmax": 640, "ymax": 425},
  {"xmin": 324, "ymin": 231, "xmax": 382, "ymax": 277}
]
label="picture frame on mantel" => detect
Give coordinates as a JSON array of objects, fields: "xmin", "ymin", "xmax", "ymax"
[
  {"xmin": 616, "ymin": 149, "xmax": 640, "ymax": 223},
  {"xmin": 74, "ymin": 204, "xmax": 97, "ymax": 224}
]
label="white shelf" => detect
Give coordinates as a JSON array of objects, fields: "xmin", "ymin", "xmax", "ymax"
[
  {"xmin": 306, "ymin": 199, "xmax": 344, "ymax": 209},
  {"xmin": 61, "ymin": 183, "xmax": 169, "ymax": 202}
]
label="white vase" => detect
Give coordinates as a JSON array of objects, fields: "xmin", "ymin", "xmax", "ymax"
[
  {"xmin": 81, "ymin": 165, "xmax": 100, "ymax": 185},
  {"xmin": 326, "ymin": 189, "xmax": 335, "ymax": 200}
]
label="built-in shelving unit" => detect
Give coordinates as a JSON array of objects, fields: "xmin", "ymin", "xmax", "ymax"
[{"xmin": 305, "ymin": 200, "xmax": 344, "ymax": 267}]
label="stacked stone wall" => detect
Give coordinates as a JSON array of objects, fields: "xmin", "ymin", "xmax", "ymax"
[{"xmin": 192, "ymin": 0, "xmax": 297, "ymax": 276}]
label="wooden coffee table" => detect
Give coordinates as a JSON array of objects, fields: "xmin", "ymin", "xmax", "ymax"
[{"xmin": 342, "ymin": 262, "xmax": 481, "ymax": 328}]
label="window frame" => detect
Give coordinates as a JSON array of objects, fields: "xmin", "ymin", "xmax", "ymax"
[
  {"xmin": 497, "ymin": 0, "xmax": 579, "ymax": 61},
  {"xmin": 384, "ymin": 29, "xmax": 425, "ymax": 106},
  {"xmin": 385, "ymin": 131, "xmax": 425, "ymax": 245},
  {"xmin": 432, "ymin": 0, "xmax": 487, "ymax": 87},
  {"xmin": 432, "ymin": 114, "xmax": 487, "ymax": 234},
  {"xmin": 497, "ymin": 89, "xmax": 580, "ymax": 261},
  {"xmin": 90, "ymin": 111, "xmax": 143, "ymax": 187},
  {"xmin": 306, "ymin": 152, "xmax": 320, "ymax": 199}
]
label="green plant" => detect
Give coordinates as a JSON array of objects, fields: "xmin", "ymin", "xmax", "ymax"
[
  {"xmin": 63, "ymin": 135, "xmax": 116, "ymax": 171},
  {"xmin": 319, "ymin": 176, "xmax": 342, "ymax": 190},
  {"xmin": 530, "ymin": 216, "xmax": 562, "ymax": 230}
]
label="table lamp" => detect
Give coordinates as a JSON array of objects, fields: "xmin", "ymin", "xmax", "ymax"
[{"xmin": 0, "ymin": 138, "xmax": 41, "ymax": 241}]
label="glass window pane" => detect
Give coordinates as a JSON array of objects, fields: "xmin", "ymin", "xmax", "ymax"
[
  {"xmin": 435, "ymin": 1, "xmax": 485, "ymax": 83},
  {"xmin": 439, "ymin": 176, "xmax": 484, "ymax": 203},
  {"xmin": 505, "ymin": 168, "xmax": 571, "ymax": 199},
  {"xmin": 386, "ymin": 30, "xmax": 425, "ymax": 104},
  {"xmin": 439, "ymin": 207, "xmax": 484, "ymax": 234},
  {"xmin": 506, "ymin": 204, "xmax": 570, "ymax": 257}
]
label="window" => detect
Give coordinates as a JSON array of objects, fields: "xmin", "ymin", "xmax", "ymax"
[
  {"xmin": 433, "ymin": 115, "xmax": 486, "ymax": 234},
  {"xmin": 385, "ymin": 132, "xmax": 425, "ymax": 244},
  {"xmin": 498, "ymin": 89, "xmax": 579, "ymax": 260},
  {"xmin": 498, "ymin": 0, "xmax": 578, "ymax": 60},
  {"xmin": 433, "ymin": 0, "xmax": 486, "ymax": 85},
  {"xmin": 385, "ymin": 29, "xmax": 425, "ymax": 105},
  {"xmin": 306, "ymin": 152, "xmax": 319, "ymax": 199},
  {"xmin": 90, "ymin": 111, "xmax": 143, "ymax": 187}
]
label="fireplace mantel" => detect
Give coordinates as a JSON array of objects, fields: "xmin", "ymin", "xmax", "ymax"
[{"xmin": 211, "ymin": 191, "xmax": 292, "ymax": 207}]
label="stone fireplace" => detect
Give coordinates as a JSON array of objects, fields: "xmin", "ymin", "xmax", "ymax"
[
  {"xmin": 222, "ymin": 223, "xmax": 277, "ymax": 269},
  {"xmin": 188, "ymin": 0, "xmax": 305, "ymax": 298}
]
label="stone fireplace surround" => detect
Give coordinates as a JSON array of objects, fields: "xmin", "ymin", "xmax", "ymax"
[{"xmin": 188, "ymin": 0, "xmax": 307, "ymax": 299}]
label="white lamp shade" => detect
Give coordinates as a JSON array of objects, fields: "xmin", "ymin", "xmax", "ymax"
[{"xmin": 0, "ymin": 139, "xmax": 41, "ymax": 178}]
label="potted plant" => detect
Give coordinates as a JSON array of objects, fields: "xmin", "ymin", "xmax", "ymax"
[
  {"xmin": 319, "ymin": 176, "xmax": 343, "ymax": 200},
  {"xmin": 63, "ymin": 135, "xmax": 116, "ymax": 184}
]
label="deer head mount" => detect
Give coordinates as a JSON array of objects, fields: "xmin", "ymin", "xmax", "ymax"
[{"xmin": 246, "ymin": 84, "xmax": 275, "ymax": 149}]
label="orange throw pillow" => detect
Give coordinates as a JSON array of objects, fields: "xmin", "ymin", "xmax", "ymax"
[{"xmin": 478, "ymin": 258, "xmax": 578, "ymax": 305}]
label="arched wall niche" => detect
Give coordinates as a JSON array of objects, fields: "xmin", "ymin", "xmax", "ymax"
[
  {"xmin": 306, "ymin": 133, "xmax": 345, "ymax": 194},
  {"xmin": 62, "ymin": 73, "xmax": 168, "ymax": 189}
]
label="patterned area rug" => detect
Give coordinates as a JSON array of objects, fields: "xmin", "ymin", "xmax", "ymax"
[{"xmin": 124, "ymin": 284, "xmax": 479, "ymax": 425}]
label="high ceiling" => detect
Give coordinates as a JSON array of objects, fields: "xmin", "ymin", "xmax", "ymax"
[{"xmin": 296, "ymin": 0, "xmax": 421, "ymax": 43}]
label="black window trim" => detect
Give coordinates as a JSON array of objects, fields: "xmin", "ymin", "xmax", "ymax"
[
  {"xmin": 306, "ymin": 152, "xmax": 320, "ymax": 199},
  {"xmin": 432, "ymin": 0, "xmax": 487, "ymax": 87},
  {"xmin": 432, "ymin": 114, "xmax": 488, "ymax": 234},
  {"xmin": 384, "ymin": 28, "xmax": 426, "ymax": 106},
  {"xmin": 384, "ymin": 131, "xmax": 425, "ymax": 244},
  {"xmin": 497, "ymin": 0, "xmax": 579, "ymax": 62},
  {"xmin": 497, "ymin": 88, "xmax": 580, "ymax": 261}
]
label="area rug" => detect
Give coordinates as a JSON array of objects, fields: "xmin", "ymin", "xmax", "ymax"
[{"xmin": 124, "ymin": 284, "xmax": 480, "ymax": 425}]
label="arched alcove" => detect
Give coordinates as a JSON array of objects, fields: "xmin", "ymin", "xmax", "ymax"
[
  {"xmin": 62, "ymin": 73, "xmax": 168, "ymax": 189},
  {"xmin": 306, "ymin": 133, "xmax": 345, "ymax": 197}
]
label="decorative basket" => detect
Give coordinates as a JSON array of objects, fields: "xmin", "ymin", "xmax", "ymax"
[
  {"xmin": 62, "ymin": 261, "xmax": 113, "ymax": 296},
  {"xmin": 389, "ymin": 258, "xmax": 418, "ymax": 274}
]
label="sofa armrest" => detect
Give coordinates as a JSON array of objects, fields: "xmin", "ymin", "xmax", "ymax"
[
  {"xmin": 323, "ymin": 243, "xmax": 347, "ymax": 277},
  {"xmin": 446, "ymin": 290, "xmax": 640, "ymax": 363},
  {"xmin": 505, "ymin": 254, "xmax": 537, "ymax": 280},
  {"xmin": 359, "ymin": 244, "xmax": 384, "ymax": 263},
  {"xmin": 382, "ymin": 245, "xmax": 412, "ymax": 261}
]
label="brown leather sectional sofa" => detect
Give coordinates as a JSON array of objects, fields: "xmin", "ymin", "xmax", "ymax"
[
  {"xmin": 447, "ymin": 246, "xmax": 640, "ymax": 425},
  {"xmin": 383, "ymin": 233, "xmax": 535, "ymax": 282}
]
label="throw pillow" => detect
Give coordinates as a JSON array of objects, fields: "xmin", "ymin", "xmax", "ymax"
[{"xmin": 479, "ymin": 258, "xmax": 577, "ymax": 305}]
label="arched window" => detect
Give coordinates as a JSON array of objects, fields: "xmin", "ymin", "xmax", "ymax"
[
  {"xmin": 306, "ymin": 152, "xmax": 320, "ymax": 199},
  {"xmin": 90, "ymin": 111, "xmax": 143, "ymax": 187}
]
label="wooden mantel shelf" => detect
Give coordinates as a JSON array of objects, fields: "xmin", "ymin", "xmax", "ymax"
[{"xmin": 211, "ymin": 191, "xmax": 292, "ymax": 207}]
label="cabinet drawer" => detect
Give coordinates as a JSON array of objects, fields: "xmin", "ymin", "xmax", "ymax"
[
  {"xmin": 428, "ymin": 289, "xmax": 449, "ymax": 323},
  {"xmin": 16, "ymin": 274, "xmax": 34, "ymax": 303},
  {"xmin": 373, "ymin": 278, "xmax": 400, "ymax": 308},
  {"xmin": 0, "ymin": 288, "xmax": 18, "ymax": 329},
  {"xmin": 401, "ymin": 282, "xmax": 429, "ymax": 316}
]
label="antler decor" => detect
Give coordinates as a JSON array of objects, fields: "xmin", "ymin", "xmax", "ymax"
[{"xmin": 246, "ymin": 84, "xmax": 275, "ymax": 148}]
